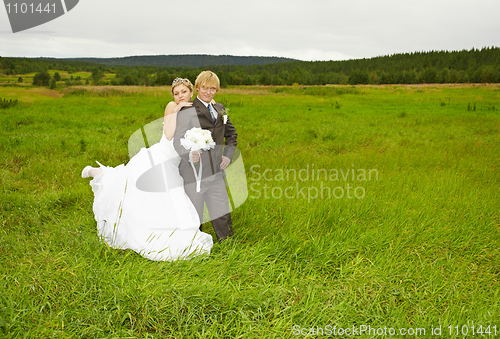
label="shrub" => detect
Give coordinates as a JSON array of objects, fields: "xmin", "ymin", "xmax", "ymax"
[
  {"xmin": 49, "ymin": 78, "xmax": 57, "ymax": 89},
  {"xmin": 0, "ymin": 98, "xmax": 19, "ymax": 109},
  {"xmin": 33, "ymin": 71, "xmax": 51, "ymax": 86}
]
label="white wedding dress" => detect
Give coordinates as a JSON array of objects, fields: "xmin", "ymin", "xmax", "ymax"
[{"xmin": 89, "ymin": 134, "xmax": 213, "ymax": 261}]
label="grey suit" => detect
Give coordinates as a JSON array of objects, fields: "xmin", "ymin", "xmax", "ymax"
[{"xmin": 173, "ymin": 97, "xmax": 237, "ymax": 241}]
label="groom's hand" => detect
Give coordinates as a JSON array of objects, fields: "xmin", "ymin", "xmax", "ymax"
[{"xmin": 220, "ymin": 156, "xmax": 230, "ymax": 170}]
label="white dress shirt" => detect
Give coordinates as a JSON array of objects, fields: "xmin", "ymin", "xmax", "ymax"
[{"xmin": 198, "ymin": 97, "xmax": 217, "ymax": 120}]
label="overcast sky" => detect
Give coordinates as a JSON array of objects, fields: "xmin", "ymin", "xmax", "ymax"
[{"xmin": 1, "ymin": 0, "xmax": 499, "ymax": 61}]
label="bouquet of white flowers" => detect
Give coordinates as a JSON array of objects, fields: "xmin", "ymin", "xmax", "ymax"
[
  {"xmin": 180, "ymin": 127, "xmax": 216, "ymax": 192},
  {"xmin": 180, "ymin": 127, "xmax": 216, "ymax": 152}
]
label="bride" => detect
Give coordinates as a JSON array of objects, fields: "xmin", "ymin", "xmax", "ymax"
[{"xmin": 81, "ymin": 78, "xmax": 213, "ymax": 261}]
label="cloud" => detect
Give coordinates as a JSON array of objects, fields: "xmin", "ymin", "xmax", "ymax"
[{"xmin": 1, "ymin": 0, "xmax": 499, "ymax": 60}]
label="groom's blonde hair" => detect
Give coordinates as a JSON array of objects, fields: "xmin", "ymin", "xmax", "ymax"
[{"xmin": 195, "ymin": 71, "xmax": 220, "ymax": 91}]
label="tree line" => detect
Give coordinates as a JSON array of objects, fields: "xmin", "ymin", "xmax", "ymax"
[
  {"xmin": 1, "ymin": 47, "xmax": 499, "ymax": 86},
  {"xmin": 62, "ymin": 55, "xmax": 297, "ymax": 67}
]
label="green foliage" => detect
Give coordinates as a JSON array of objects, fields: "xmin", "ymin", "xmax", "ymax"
[
  {"xmin": 49, "ymin": 78, "xmax": 57, "ymax": 89},
  {"xmin": 120, "ymin": 74, "xmax": 137, "ymax": 86},
  {"xmin": 2, "ymin": 47, "xmax": 500, "ymax": 88},
  {"xmin": 0, "ymin": 97, "xmax": 18, "ymax": 108},
  {"xmin": 91, "ymin": 67, "xmax": 104, "ymax": 85},
  {"xmin": 423, "ymin": 67, "xmax": 438, "ymax": 83},
  {"xmin": 32, "ymin": 71, "xmax": 51, "ymax": 86},
  {"xmin": 349, "ymin": 69, "xmax": 369, "ymax": 84},
  {"xmin": 64, "ymin": 54, "xmax": 297, "ymax": 67},
  {"xmin": 154, "ymin": 71, "xmax": 176, "ymax": 86},
  {"xmin": 53, "ymin": 72, "xmax": 61, "ymax": 81}
]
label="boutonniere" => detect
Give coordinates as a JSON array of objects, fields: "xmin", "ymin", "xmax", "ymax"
[{"xmin": 221, "ymin": 108, "xmax": 229, "ymax": 124}]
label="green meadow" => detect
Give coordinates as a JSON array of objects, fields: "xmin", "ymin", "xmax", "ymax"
[{"xmin": 1, "ymin": 84, "xmax": 499, "ymax": 338}]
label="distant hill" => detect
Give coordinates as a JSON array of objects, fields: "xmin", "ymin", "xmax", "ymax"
[
  {"xmin": 3, "ymin": 47, "xmax": 498, "ymax": 85},
  {"xmin": 60, "ymin": 55, "xmax": 299, "ymax": 67}
]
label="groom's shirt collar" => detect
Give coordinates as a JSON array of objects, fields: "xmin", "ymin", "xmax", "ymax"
[
  {"xmin": 197, "ymin": 97, "xmax": 218, "ymax": 119},
  {"xmin": 197, "ymin": 97, "xmax": 210, "ymax": 107}
]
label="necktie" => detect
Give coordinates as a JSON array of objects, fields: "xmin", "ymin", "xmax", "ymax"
[{"xmin": 208, "ymin": 104, "xmax": 216, "ymax": 123}]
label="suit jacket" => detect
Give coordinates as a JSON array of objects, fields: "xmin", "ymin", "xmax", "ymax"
[{"xmin": 173, "ymin": 97, "xmax": 238, "ymax": 183}]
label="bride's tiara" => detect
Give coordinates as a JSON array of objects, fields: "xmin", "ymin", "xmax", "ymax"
[{"xmin": 172, "ymin": 77, "xmax": 193, "ymax": 87}]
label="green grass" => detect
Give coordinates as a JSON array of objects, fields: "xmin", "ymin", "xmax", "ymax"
[{"xmin": 1, "ymin": 84, "xmax": 500, "ymax": 338}]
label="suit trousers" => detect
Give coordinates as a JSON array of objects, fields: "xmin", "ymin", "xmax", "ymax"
[{"xmin": 184, "ymin": 173, "xmax": 233, "ymax": 241}]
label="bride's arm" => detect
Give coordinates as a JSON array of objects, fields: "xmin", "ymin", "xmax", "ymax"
[
  {"xmin": 163, "ymin": 102, "xmax": 177, "ymax": 141},
  {"xmin": 164, "ymin": 101, "xmax": 193, "ymax": 140}
]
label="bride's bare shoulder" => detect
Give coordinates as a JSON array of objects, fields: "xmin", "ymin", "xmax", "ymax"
[{"xmin": 164, "ymin": 101, "xmax": 178, "ymax": 115}]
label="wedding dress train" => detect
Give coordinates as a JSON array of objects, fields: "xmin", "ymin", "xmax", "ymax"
[{"xmin": 89, "ymin": 134, "xmax": 213, "ymax": 261}]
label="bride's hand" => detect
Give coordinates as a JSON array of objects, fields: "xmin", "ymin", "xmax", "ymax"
[
  {"xmin": 173, "ymin": 101, "xmax": 192, "ymax": 113},
  {"xmin": 210, "ymin": 99, "xmax": 216, "ymax": 105},
  {"xmin": 192, "ymin": 150, "xmax": 201, "ymax": 163}
]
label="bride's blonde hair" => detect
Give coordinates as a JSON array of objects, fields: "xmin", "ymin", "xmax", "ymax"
[{"xmin": 171, "ymin": 78, "xmax": 193, "ymax": 95}]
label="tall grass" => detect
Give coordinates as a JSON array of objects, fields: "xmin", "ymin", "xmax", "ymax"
[{"xmin": 1, "ymin": 84, "xmax": 499, "ymax": 338}]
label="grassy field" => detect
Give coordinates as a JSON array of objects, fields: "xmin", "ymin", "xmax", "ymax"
[{"xmin": 1, "ymin": 84, "xmax": 500, "ymax": 338}]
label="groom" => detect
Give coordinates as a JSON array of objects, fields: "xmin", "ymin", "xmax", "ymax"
[{"xmin": 173, "ymin": 71, "xmax": 238, "ymax": 241}]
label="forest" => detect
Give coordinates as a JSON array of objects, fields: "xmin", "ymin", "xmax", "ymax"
[
  {"xmin": 62, "ymin": 54, "xmax": 298, "ymax": 67},
  {"xmin": 1, "ymin": 47, "xmax": 499, "ymax": 86}
]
